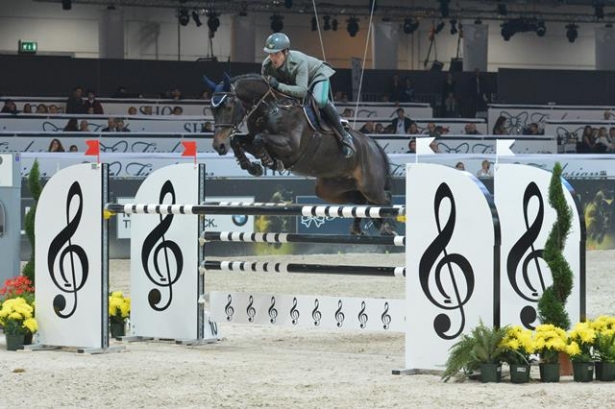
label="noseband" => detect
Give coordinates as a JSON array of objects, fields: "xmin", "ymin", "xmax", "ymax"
[{"xmin": 212, "ymin": 84, "xmax": 274, "ymax": 135}]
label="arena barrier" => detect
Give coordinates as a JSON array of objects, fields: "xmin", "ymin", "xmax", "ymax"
[{"xmin": 33, "ymin": 160, "xmax": 585, "ymax": 372}]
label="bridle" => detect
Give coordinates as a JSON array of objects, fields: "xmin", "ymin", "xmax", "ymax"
[{"xmin": 211, "ymin": 81, "xmax": 275, "ymax": 135}]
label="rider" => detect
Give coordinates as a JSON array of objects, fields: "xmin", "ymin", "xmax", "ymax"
[{"xmin": 261, "ymin": 32, "xmax": 356, "ymax": 158}]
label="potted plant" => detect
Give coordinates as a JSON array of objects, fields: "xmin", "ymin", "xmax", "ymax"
[
  {"xmin": 109, "ymin": 291, "xmax": 131, "ymax": 338},
  {"xmin": 534, "ymin": 323, "xmax": 568, "ymax": 382},
  {"xmin": 566, "ymin": 321, "xmax": 596, "ymax": 382},
  {"xmin": 0, "ymin": 276, "xmax": 36, "ymax": 344},
  {"xmin": 0, "ymin": 297, "xmax": 38, "ymax": 351},
  {"xmin": 441, "ymin": 320, "xmax": 508, "ymax": 383},
  {"xmin": 500, "ymin": 326, "xmax": 536, "ymax": 383},
  {"xmin": 22, "ymin": 160, "xmax": 42, "ymax": 284},
  {"xmin": 591, "ymin": 315, "xmax": 615, "ymax": 381}
]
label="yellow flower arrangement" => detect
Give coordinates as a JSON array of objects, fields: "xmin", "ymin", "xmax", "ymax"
[
  {"xmin": 109, "ymin": 291, "xmax": 131, "ymax": 325},
  {"xmin": 500, "ymin": 325, "xmax": 536, "ymax": 365},
  {"xmin": 590, "ymin": 316, "xmax": 615, "ymax": 363},
  {"xmin": 0, "ymin": 297, "xmax": 37, "ymax": 336},
  {"xmin": 534, "ymin": 324, "xmax": 568, "ymax": 364},
  {"xmin": 566, "ymin": 321, "xmax": 596, "ymax": 363}
]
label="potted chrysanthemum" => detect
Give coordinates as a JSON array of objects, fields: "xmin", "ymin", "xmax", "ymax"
[
  {"xmin": 500, "ymin": 326, "xmax": 536, "ymax": 383},
  {"xmin": 534, "ymin": 324, "xmax": 568, "ymax": 382},
  {"xmin": 591, "ymin": 315, "xmax": 615, "ymax": 381},
  {"xmin": 0, "ymin": 297, "xmax": 38, "ymax": 351},
  {"xmin": 566, "ymin": 321, "xmax": 596, "ymax": 382},
  {"xmin": 108, "ymin": 291, "xmax": 130, "ymax": 338}
]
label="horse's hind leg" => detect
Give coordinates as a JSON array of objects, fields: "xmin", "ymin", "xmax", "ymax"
[
  {"xmin": 315, "ymin": 178, "xmax": 366, "ymax": 235},
  {"xmin": 231, "ymin": 137, "xmax": 263, "ymax": 176}
]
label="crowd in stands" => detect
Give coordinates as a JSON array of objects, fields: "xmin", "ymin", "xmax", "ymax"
[{"xmin": 576, "ymin": 124, "xmax": 615, "ymax": 153}]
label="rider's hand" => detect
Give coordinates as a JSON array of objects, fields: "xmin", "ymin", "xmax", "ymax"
[{"xmin": 268, "ymin": 76, "xmax": 280, "ymax": 89}]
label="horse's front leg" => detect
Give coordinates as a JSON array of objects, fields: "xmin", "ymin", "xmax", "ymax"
[
  {"xmin": 231, "ymin": 135, "xmax": 263, "ymax": 177},
  {"xmin": 253, "ymin": 133, "xmax": 287, "ymax": 172}
]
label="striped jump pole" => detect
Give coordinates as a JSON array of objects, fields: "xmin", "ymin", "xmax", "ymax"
[
  {"xmin": 200, "ymin": 232, "xmax": 406, "ymax": 247},
  {"xmin": 199, "ymin": 260, "xmax": 405, "ymax": 277},
  {"xmin": 104, "ymin": 202, "xmax": 405, "ymax": 218}
]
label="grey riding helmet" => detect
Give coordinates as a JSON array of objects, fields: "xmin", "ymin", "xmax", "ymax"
[{"xmin": 264, "ymin": 33, "xmax": 290, "ymax": 53}]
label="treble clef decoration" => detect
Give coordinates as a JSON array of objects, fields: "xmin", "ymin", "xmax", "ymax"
[
  {"xmin": 381, "ymin": 302, "xmax": 391, "ymax": 330},
  {"xmin": 290, "ymin": 297, "xmax": 300, "ymax": 325},
  {"xmin": 419, "ymin": 183, "xmax": 475, "ymax": 340},
  {"xmin": 335, "ymin": 300, "xmax": 345, "ymax": 328},
  {"xmin": 246, "ymin": 295, "xmax": 256, "ymax": 322},
  {"xmin": 47, "ymin": 182, "xmax": 89, "ymax": 319},
  {"xmin": 224, "ymin": 294, "xmax": 234, "ymax": 321},
  {"xmin": 358, "ymin": 301, "xmax": 368, "ymax": 329},
  {"xmin": 141, "ymin": 181, "xmax": 183, "ymax": 311},
  {"xmin": 312, "ymin": 299, "xmax": 322, "ymax": 326},
  {"xmin": 268, "ymin": 296, "xmax": 278, "ymax": 324},
  {"xmin": 507, "ymin": 182, "xmax": 546, "ymax": 328}
]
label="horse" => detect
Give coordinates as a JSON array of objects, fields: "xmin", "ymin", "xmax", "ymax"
[{"xmin": 205, "ymin": 73, "xmax": 395, "ymax": 235}]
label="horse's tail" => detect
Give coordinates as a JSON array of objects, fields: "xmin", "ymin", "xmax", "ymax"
[{"xmin": 374, "ymin": 140, "xmax": 393, "ymax": 197}]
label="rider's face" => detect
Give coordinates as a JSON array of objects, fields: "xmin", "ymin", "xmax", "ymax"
[{"xmin": 269, "ymin": 51, "xmax": 286, "ymax": 69}]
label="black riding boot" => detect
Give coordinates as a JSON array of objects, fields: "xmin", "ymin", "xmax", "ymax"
[{"xmin": 322, "ymin": 101, "xmax": 356, "ymax": 158}]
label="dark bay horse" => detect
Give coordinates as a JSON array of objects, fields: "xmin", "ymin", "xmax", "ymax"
[{"xmin": 206, "ymin": 73, "xmax": 394, "ymax": 235}]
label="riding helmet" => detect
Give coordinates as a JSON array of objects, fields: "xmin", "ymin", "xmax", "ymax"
[{"xmin": 264, "ymin": 33, "xmax": 290, "ymax": 53}]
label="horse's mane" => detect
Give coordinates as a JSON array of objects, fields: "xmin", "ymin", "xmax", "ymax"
[{"xmin": 232, "ymin": 73, "xmax": 265, "ymax": 83}]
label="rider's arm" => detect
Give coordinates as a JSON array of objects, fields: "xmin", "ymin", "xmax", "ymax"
[{"xmin": 275, "ymin": 58, "xmax": 309, "ymax": 98}]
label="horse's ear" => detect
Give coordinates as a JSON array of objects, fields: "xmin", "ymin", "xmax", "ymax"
[
  {"xmin": 223, "ymin": 72, "xmax": 232, "ymax": 91},
  {"xmin": 202, "ymin": 75, "xmax": 218, "ymax": 92}
]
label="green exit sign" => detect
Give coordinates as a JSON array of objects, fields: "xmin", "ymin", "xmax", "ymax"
[{"xmin": 18, "ymin": 40, "xmax": 37, "ymax": 54}]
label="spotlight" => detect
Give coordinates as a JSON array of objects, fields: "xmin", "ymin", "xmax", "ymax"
[
  {"xmin": 497, "ymin": 3, "xmax": 507, "ymax": 16},
  {"xmin": 566, "ymin": 23, "xmax": 578, "ymax": 43},
  {"xmin": 347, "ymin": 17, "xmax": 359, "ymax": 37},
  {"xmin": 192, "ymin": 11, "xmax": 202, "ymax": 27},
  {"xmin": 284, "ymin": 0, "xmax": 293, "ymax": 9},
  {"xmin": 439, "ymin": 0, "xmax": 450, "ymax": 18},
  {"xmin": 500, "ymin": 20, "xmax": 515, "ymax": 41},
  {"xmin": 178, "ymin": 9, "xmax": 190, "ymax": 26},
  {"xmin": 450, "ymin": 19, "xmax": 458, "ymax": 35},
  {"xmin": 403, "ymin": 18, "xmax": 419, "ymax": 34},
  {"xmin": 207, "ymin": 12, "xmax": 220, "ymax": 33},
  {"xmin": 536, "ymin": 21, "xmax": 546, "ymax": 37},
  {"xmin": 332, "ymin": 18, "xmax": 338, "ymax": 31},
  {"xmin": 270, "ymin": 13, "xmax": 284, "ymax": 32},
  {"xmin": 62, "ymin": 0, "xmax": 71, "ymax": 10},
  {"xmin": 595, "ymin": 4, "xmax": 605, "ymax": 20},
  {"xmin": 324, "ymin": 15, "xmax": 331, "ymax": 31},
  {"xmin": 435, "ymin": 21, "xmax": 446, "ymax": 34},
  {"xmin": 311, "ymin": 16, "xmax": 317, "ymax": 31}
]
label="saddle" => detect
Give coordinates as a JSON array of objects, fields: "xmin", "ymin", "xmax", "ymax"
[{"xmin": 271, "ymin": 89, "xmax": 345, "ymax": 134}]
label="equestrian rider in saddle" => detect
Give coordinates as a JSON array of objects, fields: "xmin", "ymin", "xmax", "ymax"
[{"xmin": 261, "ymin": 32, "xmax": 356, "ymax": 158}]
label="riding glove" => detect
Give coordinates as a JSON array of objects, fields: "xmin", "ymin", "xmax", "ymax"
[{"xmin": 268, "ymin": 76, "xmax": 280, "ymax": 89}]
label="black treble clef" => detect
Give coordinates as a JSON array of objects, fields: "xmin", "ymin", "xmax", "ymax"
[
  {"xmin": 224, "ymin": 294, "xmax": 234, "ymax": 321},
  {"xmin": 141, "ymin": 181, "xmax": 183, "ymax": 311},
  {"xmin": 312, "ymin": 299, "xmax": 322, "ymax": 326},
  {"xmin": 419, "ymin": 183, "xmax": 475, "ymax": 340},
  {"xmin": 246, "ymin": 296, "xmax": 256, "ymax": 322},
  {"xmin": 507, "ymin": 182, "xmax": 546, "ymax": 328},
  {"xmin": 358, "ymin": 301, "xmax": 368, "ymax": 329},
  {"xmin": 290, "ymin": 297, "xmax": 300, "ymax": 325},
  {"xmin": 47, "ymin": 182, "xmax": 89, "ymax": 319},
  {"xmin": 335, "ymin": 300, "xmax": 345, "ymax": 328},
  {"xmin": 268, "ymin": 296, "xmax": 278, "ymax": 324},
  {"xmin": 381, "ymin": 302, "xmax": 391, "ymax": 330}
]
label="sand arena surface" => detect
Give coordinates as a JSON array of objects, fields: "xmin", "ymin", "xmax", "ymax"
[{"xmin": 2, "ymin": 251, "xmax": 615, "ymax": 408}]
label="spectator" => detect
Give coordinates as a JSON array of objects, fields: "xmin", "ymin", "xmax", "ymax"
[
  {"xmin": 425, "ymin": 122, "xmax": 440, "ymax": 137},
  {"xmin": 443, "ymin": 92, "xmax": 459, "ymax": 118},
  {"xmin": 63, "ymin": 118, "xmax": 79, "ymax": 132},
  {"xmin": 359, "ymin": 121, "xmax": 375, "ymax": 134},
  {"xmin": 128, "ymin": 106, "xmax": 138, "ymax": 115},
  {"xmin": 48, "ymin": 138, "xmax": 65, "ymax": 152},
  {"xmin": 455, "ymin": 162, "xmax": 466, "ymax": 171},
  {"xmin": 66, "ymin": 86, "xmax": 86, "ymax": 114},
  {"xmin": 116, "ymin": 118, "xmax": 130, "ymax": 132},
  {"xmin": 464, "ymin": 123, "xmax": 481, "ymax": 135},
  {"xmin": 577, "ymin": 125, "xmax": 595, "ymax": 153},
  {"xmin": 341, "ymin": 108, "xmax": 354, "ymax": 118},
  {"xmin": 492, "ymin": 115, "xmax": 507, "ymax": 135},
  {"xmin": 468, "ymin": 68, "xmax": 488, "ymax": 118},
  {"xmin": 594, "ymin": 126, "xmax": 611, "ymax": 152},
  {"xmin": 69, "ymin": 145, "xmax": 79, "ymax": 152},
  {"xmin": 141, "ymin": 106, "xmax": 153, "ymax": 115},
  {"xmin": 23, "ymin": 103, "xmax": 33, "ymax": 114},
  {"xmin": 388, "ymin": 74, "xmax": 404, "ymax": 103},
  {"xmin": 36, "ymin": 104, "xmax": 49, "ymax": 114},
  {"xmin": 374, "ymin": 123, "xmax": 385, "ymax": 134},
  {"xmin": 407, "ymin": 122, "xmax": 420, "ymax": 135},
  {"xmin": 48, "ymin": 104, "xmax": 58, "ymax": 114},
  {"xmin": 1, "ymin": 100, "xmax": 17, "ymax": 114},
  {"xmin": 79, "ymin": 120, "xmax": 91, "ymax": 132},
  {"xmin": 442, "ymin": 72, "xmax": 456, "ymax": 102},
  {"xmin": 391, "ymin": 108, "xmax": 412, "ymax": 135},
  {"xmin": 333, "ymin": 91, "xmax": 348, "ymax": 103},
  {"xmin": 604, "ymin": 110, "xmax": 613, "ymax": 120},
  {"xmin": 83, "ymin": 90, "xmax": 104, "ymax": 114},
  {"xmin": 169, "ymin": 87, "xmax": 183, "ymax": 100},
  {"xmin": 406, "ymin": 139, "xmax": 416, "ymax": 153},
  {"xmin": 102, "ymin": 117, "xmax": 117, "ymax": 132},
  {"xmin": 201, "ymin": 122, "xmax": 213, "ymax": 132},
  {"xmin": 400, "ymin": 78, "xmax": 415, "ymax": 102},
  {"xmin": 476, "ymin": 159, "xmax": 493, "ymax": 177},
  {"xmin": 172, "ymin": 106, "xmax": 183, "ymax": 116}
]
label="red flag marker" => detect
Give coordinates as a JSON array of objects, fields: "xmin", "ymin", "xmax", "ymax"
[
  {"xmin": 181, "ymin": 141, "xmax": 197, "ymax": 165},
  {"xmin": 85, "ymin": 139, "xmax": 100, "ymax": 164}
]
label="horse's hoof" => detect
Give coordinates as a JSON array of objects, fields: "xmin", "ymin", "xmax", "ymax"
[
  {"xmin": 379, "ymin": 223, "xmax": 398, "ymax": 236},
  {"xmin": 275, "ymin": 160, "xmax": 285, "ymax": 172},
  {"xmin": 350, "ymin": 226, "xmax": 364, "ymax": 236},
  {"xmin": 248, "ymin": 163, "xmax": 264, "ymax": 177}
]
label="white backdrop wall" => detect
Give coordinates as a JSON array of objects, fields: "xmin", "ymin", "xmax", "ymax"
[{"xmin": 0, "ymin": 0, "xmax": 598, "ymax": 71}]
